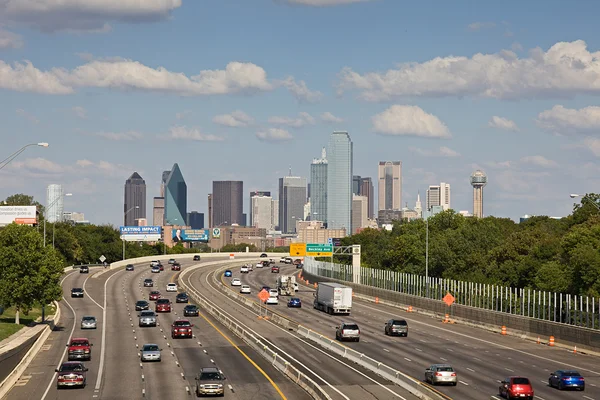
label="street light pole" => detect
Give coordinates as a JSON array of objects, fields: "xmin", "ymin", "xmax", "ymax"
[
  {"xmin": 123, "ymin": 206, "xmax": 140, "ymax": 260},
  {"xmin": 570, "ymin": 193, "xmax": 600, "ymax": 212},
  {"xmin": 0, "ymin": 142, "xmax": 49, "ymax": 171},
  {"xmin": 425, "ymin": 216, "xmax": 429, "ymax": 298},
  {"xmin": 44, "ymin": 192, "xmax": 72, "ymax": 248}
]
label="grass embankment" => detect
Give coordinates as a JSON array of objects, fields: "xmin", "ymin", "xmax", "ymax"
[{"xmin": 0, "ymin": 303, "xmax": 56, "ymax": 342}]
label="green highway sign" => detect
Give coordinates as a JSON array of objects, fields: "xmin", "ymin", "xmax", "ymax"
[{"xmin": 306, "ymin": 243, "xmax": 333, "ymax": 256}]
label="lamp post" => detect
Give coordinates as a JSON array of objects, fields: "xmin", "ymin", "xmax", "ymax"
[
  {"xmin": 123, "ymin": 206, "xmax": 140, "ymax": 260},
  {"xmin": 44, "ymin": 192, "xmax": 72, "ymax": 248},
  {"xmin": 0, "ymin": 142, "xmax": 49, "ymax": 171},
  {"xmin": 570, "ymin": 193, "xmax": 600, "ymax": 212},
  {"xmin": 425, "ymin": 215, "xmax": 429, "ymax": 298}
]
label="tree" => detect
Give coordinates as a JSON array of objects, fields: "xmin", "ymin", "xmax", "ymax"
[{"xmin": 0, "ymin": 224, "xmax": 64, "ymax": 324}]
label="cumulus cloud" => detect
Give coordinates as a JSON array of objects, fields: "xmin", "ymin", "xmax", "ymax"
[
  {"xmin": 6, "ymin": 157, "xmax": 127, "ymax": 178},
  {"xmin": 15, "ymin": 108, "xmax": 39, "ymax": 124},
  {"xmin": 0, "ymin": 28, "xmax": 23, "ymax": 49},
  {"xmin": 256, "ymin": 128, "xmax": 293, "ymax": 142},
  {"xmin": 520, "ymin": 155, "xmax": 558, "ymax": 168},
  {"xmin": 468, "ymin": 22, "xmax": 496, "ymax": 31},
  {"xmin": 0, "ymin": 0, "xmax": 182, "ymax": 33},
  {"xmin": 488, "ymin": 116, "xmax": 519, "ymax": 131},
  {"xmin": 338, "ymin": 40, "xmax": 600, "ymax": 101},
  {"xmin": 268, "ymin": 112, "xmax": 315, "ymax": 128},
  {"xmin": 0, "ymin": 61, "xmax": 74, "ymax": 94},
  {"xmin": 278, "ymin": 77, "xmax": 323, "ymax": 102},
  {"xmin": 536, "ymin": 105, "xmax": 600, "ymax": 134},
  {"xmin": 72, "ymin": 106, "xmax": 87, "ymax": 119},
  {"xmin": 321, "ymin": 111, "xmax": 343, "ymax": 123},
  {"xmin": 371, "ymin": 105, "xmax": 451, "ymax": 138},
  {"xmin": 212, "ymin": 110, "xmax": 254, "ymax": 128},
  {"xmin": 163, "ymin": 126, "xmax": 224, "ymax": 142},
  {"xmin": 93, "ymin": 131, "xmax": 143, "ymax": 141},
  {"xmin": 410, "ymin": 146, "xmax": 460, "ymax": 157},
  {"xmin": 283, "ymin": 0, "xmax": 373, "ymax": 6}
]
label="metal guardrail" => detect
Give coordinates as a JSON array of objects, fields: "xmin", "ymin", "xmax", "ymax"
[{"xmin": 178, "ymin": 262, "xmax": 332, "ymax": 400}]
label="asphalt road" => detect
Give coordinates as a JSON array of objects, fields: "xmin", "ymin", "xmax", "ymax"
[
  {"xmin": 185, "ymin": 259, "xmax": 423, "ymax": 400},
  {"xmin": 3, "ymin": 257, "xmax": 311, "ymax": 400},
  {"xmin": 237, "ymin": 262, "xmax": 600, "ymax": 400}
]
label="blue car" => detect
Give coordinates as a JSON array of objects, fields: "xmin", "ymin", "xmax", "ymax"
[
  {"xmin": 287, "ymin": 297, "xmax": 302, "ymax": 308},
  {"xmin": 549, "ymin": 370, "xmax": 585, "ymax": 391},
  {"xmin": 224, "ymin": 270, "xmax": 232, "ymax": 277}
]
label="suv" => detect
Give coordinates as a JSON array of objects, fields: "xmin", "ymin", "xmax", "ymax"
[
  {"xmin": 195, "ymin": 367, "xmax": 226, "ymax": 397},
  {"xmin": 171, "ymin": 319, "xmax": 194, "ymax": 338},
  {"xmin": 71, "ymin": 288, "xmax": 84, "ymax": 298},
  {"xmin": 183, "ymin": 304, "xmax": 199, "ymax": 317},
  {"xmin": 79, "ymin": 265, "xmax": 89, "ymax": 273},
  {"xmin": 143, "ymin": 278, "xmax": 153, "ymax": 287},
  {"xmin": 56, "ymin": 361, "xmax": 88, "ymax": 389},
  {"xmin": 67, "ymin": 338, "xmax": 92, "ymax": 361},
  {"xmin": 335, "ymin": 322, "xmax": 360, "ymax": 342},
  {"xmin": 499, "ymin": 377, "xmax": 534, "ymax": 400},
  {"xmin": 155, "ymin": 298, "xmax": 171, "ymax": 313},
  {"xmin": 384, "ymin": 319, "xmax": 408, "ymax": 337},
  {"xmin": 139, "ymin": 310, "xmax": 157, "ymax": 327}
]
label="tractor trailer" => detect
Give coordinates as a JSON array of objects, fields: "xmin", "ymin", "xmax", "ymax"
[{"xmin": 313, "ymin": 282, "xmax": 352, "ymax": 315}]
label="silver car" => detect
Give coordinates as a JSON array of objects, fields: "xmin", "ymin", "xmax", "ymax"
[
  {"xmin": 138, "ymin": 311, "xmax": 157, "ymax": 327},
  {"xmin": 80, "ymin": 316, "xmax": 97, "ymax": 329},
  {"xmin": 425, "ymin": 364, "xmax": 457, "ymax": 386},
  {"xmin": 140, "ymin": 344, "xmax": 161, "ymax": 362}
]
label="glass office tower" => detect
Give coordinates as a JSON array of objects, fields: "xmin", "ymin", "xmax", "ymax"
[
  {"xmin": 326, "ymin": 131, "xmax": 353, "ymax": 232},
  {"xmin": 164, "ymin": 163, "xmax": 187, "ymax": 226}
]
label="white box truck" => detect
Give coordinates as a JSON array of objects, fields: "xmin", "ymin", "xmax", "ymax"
[{"xmin": 313, "ymin": 282, "xmax": 352, "ymax": 315}]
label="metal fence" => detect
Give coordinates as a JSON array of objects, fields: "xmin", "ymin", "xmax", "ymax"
[{"xmin": 304, "ymin": 258, "xmax": 600, "ymax": 331}]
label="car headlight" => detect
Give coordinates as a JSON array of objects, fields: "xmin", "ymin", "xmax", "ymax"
[
  {"xmin": 218, "ymin": 384, "xmax": 223, "ymax": 388},
  {"xmin": 199, "ymin": 384, "xmax": 205, "ymax": 388}
]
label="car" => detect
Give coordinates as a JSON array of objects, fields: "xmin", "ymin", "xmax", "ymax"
[
  {"xmin": 140, "ymin": 343, "xmax": 161, "ymax": 362},
  {"xmin": 171, "ymin": 262, "xmax": 181, "ymax": 271},
  {"xmin": 195, "ymin": 367, "xmax": 226, "ymax": 397},
  {"xmin": 384, "ymin": 319, "xmax": 409, "ymax": 337},
  {"xmin": 166, "ymin": 283, "xmax": 178, "ymax": 292},
  {"xmin": 296, "ymin": 262, "xmax": 303, "ymax": 269},
  {"xmin": 150, "ymin": 260, "xmax": 160, "ymax": 267},
  {"xmin": 125, "ymin": 264, "xmax": 135, "ymax": 271},
  {"xmin": 224, "ymin": 270, "xmax": 232, "ymax": 277},
  {"xmin": 247, "ymin": 263, "xmax": 253, "ymax": 271},
  {"xmin": 171, "ymin": 319, "xmax": 194, "ymax": 338},
  {"xmin": 262, "ymin": 260, "xmax": 269, "ymax": 268},
  {"xmin": 549, "ymin": 370, "xmax": 585, "ymax": 391},
  {"xmin": 168, "ymin": 258, "xmax": 176, "ymax": 264},
  {"xmin": 256, "ymin": 262, "xmax": 264, "ymax": 269},
  {"xmin": 498, "ymin": 377, "xmax": 534, "ymax": 400},
  {"xmin": 260, "ymin": 253, "xmax": 268, "ymax": 258},
  {"xmin": 260, "ymin": 286, "xmax": 271, "ymax": 292},
  {"xmin": 240, "ymin": 265, "xmax": 249, "ymax": 273},
  {"xmin": 138, "ymin": 310, "xmax": 157, "ymax": 327},
  {"xmin": 231, "ymin": 278, "xmax": 242, "ymax": 286},
  {"xmin": 155, "ymin": 298, "xmax": 171, "ymax": 312},
  {"xmin": 183, "ymin": 304, "xmax": 199, "ymax": 317},
  {"xmin": 158, "ymin": 263, "xmax": 164, "ymax": 271},
  {"xmin": 149, "ymin": 291, "xmax": 161, "ymax": 301},
  {"xmin": 279, "ymin": 257, "xmax": 287, "ymax": 263},
  {"xmin": 71, "ymin": 288, "xmax": 84, "ymax": 298},
  {"xmin": 425, "ymin": 364, "xmax": 457, "ymax": 386},
  {"xmin": 151, "ymin": 266, "xmax": 160, "ymax": 273},
  {"xmin": 193, "ymin": 255, "xmax": 201, "ymax": 261},
  {"xmin": 79, "ymin": 265, "xmax": 89, "ymax": 273},
  {"xmin": 176, "ymin": 292, "xmax": 189, "ymax": 303},
  {"xmin": 284, "ymin": 257, "xmax": 293, "ymax": 264},
  {"xmin": 287, "ymin": 297, "xmax": 302, "ymax": 308},
  {"xmin": 268, "ymin": 289, "xmax": 279, "ymax": 298},
  {"xmin": 56, "ymin": 361, "xmax": 88, "ymax": 388},
  {"xmin": 269, "ymin": 258, "xmax": 276, "ymax": 265},
  {"xmin": 293, "ymin": 259, "xmax": 302, "ymax": 266},
  {"xmin": 135, "ymin": 300, "xmax": 150, "ymax": 310},
  {"xmin": 143, "ymin": 278, "xmax": 153, "ymax": 287},
  {"xmin": 336, "ymin": 322, "xmax": 360, "ymax": 342},
  {"xmin": 240, "ymin": 285, "xmax": 251, "ymax": 294},
  {"xmin": 265, "ymin": 296, "xmax": 279, "ymax": 305},
  {"xmin": 80, "ymin": 316, "xmax": 97, "ymax": 329},
  {"xmin": 67, "ymin": 338, "xmax": 92, "ymax": 361},
  {"xmin": 271, "ymin": 266, "xmax": 280, "ymax": 273}
]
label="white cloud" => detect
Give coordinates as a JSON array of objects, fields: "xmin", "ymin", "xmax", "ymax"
[
  {"xmin": 520, "ymin": 155, "xmax": 558, "ymax": 168},
  {"xmin": 0, "ymin": 28, "xmax": 23, "ymax": 49},
  {"xmin": 15, "ymin": 108, "xmax": 39, "ymax": 124},
  {"xmin": 468, "ymin": 22, "xmax": 496, "ymax": 31},
  {"xmin": 163, "ymin": 126, "xmax": 224, "ymax": 142},
  {"xmin": 0, "ymin": 0, "xmax": 182, "ymax": 33},
  {"xmin": 410, "ymin": 146, "xmax": 460, "ymax": 157},
  {"xmin": 284, "ymin": 0, "xmax": 373, "ymax": 6},
  {"xmin": 93, "ymin": 131, "xmax": 143, "ymax": 141},
  {"xmin": 321, "ymin": 111, "xmax": 343, "ymax": 123},
  {"xmin": 536, "ymin": 105, "xmax": 600, "ymax": 134},
  {"xmin": 485, "ymin": 160, "xmax": 512, "ymax": 169},
  {"xmin": 72, "ymin": 106, "xmax": 87, "ymax": 119},
  {"xmin": 268, "ymin": 112, "xmax": 315, "ymax": 128},
  {"xmin": 371, "ymin": 105, "xmax": 451, "ymax": 138},
  {"xmin": 256, "ymin": 128, "xmax": 293, "ymax": 142},
  {"xmin": 278, "ymin": 77, "xmax": 322, "ymax": 102},
  {"xmin": 0, "ymin": 61, "xmax": 74, "ymax": 94},
  {"xmin": 212, "ymin": 110, "xmax": 254, "ymax": 128},
  {"xmin": 338, "ymin": 40, "xmax": 600, "ymax": 101},
  {"xmin": 488, "ymin": 116, "xmax": 519, "ymax": 131}
]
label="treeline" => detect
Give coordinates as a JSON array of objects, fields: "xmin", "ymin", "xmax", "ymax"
[{"xmin": 339, "ymin": 194, "xmax": 600, "ymax": 297}]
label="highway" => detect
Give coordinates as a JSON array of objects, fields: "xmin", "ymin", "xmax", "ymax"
[
  {"xmin": 183, "ymin": 258, "xmax": 424, "ymax": 400},
  {"xmin": 217, "ymin": 260, "xmax": 600, "ymax": 400},
  {"xmin": 3, "ymin": 257, "xmax": 310, "ymax": 400}
]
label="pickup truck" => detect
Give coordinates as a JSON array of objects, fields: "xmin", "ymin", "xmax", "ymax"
[{"xmin": 67, "ymin": 338, "xmax": 92, "ymax": 361}]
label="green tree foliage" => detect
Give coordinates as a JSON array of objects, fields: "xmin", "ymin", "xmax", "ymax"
[{"xmin": 221, "ymin": 243, "xmax": 258, "ymax": 252}]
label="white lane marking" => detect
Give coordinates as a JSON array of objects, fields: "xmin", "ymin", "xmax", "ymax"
[
  {"xmin": 383, "ymin": 348, "xmax": 390, "ymax": 352},
  {"xmin": 583, "ymin": 396, "xmax": 594, "ymax": 400},
  {"xmin": 440, "ymin": 357, "xmax": 447, "ymax": 361},
  {"xmin": 459, "ymin": 380, "xmax": 469, "ymax": 386},
  {"xmin": 504, "ymin": 368, "xmax": 514, "ymax": 372},
  {"xmin": 83, "ymin": 274, "xmax": 104, "ymax": 310},
  {"xmin": 414, "ymin": 348, "xmax": 423, "ymax": 352},
  {"xmin": 466, "ymin": 367, "xmax": 475, "ymax": 372},
  {"xmin": 404, "ymin": 357, "xmax": 412, "ymax": 362}
]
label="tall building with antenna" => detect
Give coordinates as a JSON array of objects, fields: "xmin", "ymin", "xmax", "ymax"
[{"xmin": 470, "ymin": 170, "xmax": 487, "ymax": 218}]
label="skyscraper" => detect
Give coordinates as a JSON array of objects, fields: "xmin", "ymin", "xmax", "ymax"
[
  {"xmin": 470, "ymin": 170, "xmax": 488, "ymax": 218},
  {"xmin": 360, "ymin": 177, "xmax": 374, "ymax": 219},
  {"xmin": 164, "ymin": 163, "xmax": 187, "ymax": 226},
  {"xmin": 327, "ymin": 131, "xmax": 353, "ymax": 231},
  {"xmin": 46, "ymin": 184, "xmax": 64, "ymax": 223},
  {"xmin": 212, "ymin": 181, "xmax": 244, "ymax": 227},
  {"xmin": 440, "ymin": 182, "xmax": 451, "ymax": 210},
  {"xmin": 351, "ymin": 194, "xmax": 368, "ymax": 234},
  {"xmin": 352, "ymin": 175, "xmax": 362, "ymax": 195},
  {"xmin": 187, "ymin": 211, "xmax": 204, "ymax": 229},
  {"xmin": 152, "ymin": 197, "xmax": 164, "ymax": 226},
  {"xmin": 426, "ymin": 182, "xmax": 451, "ymax": 211},
  {"xmin": 310, "ymin": 147, "xmax": 328, "ymax": 224},
  {"xmin": 124, "ymin": 172, "xmax": 146, "ymax": 226},
  {"xmin": 248, "ymin": 191, "xmax": 271, "ymax": 227},
  {"xmin": 378, "ymin": 161, "xmax": 402, "ymax": 211},
  {"xmin": 279, "ymin": 176, "xmax": 307, "ymax": 233},
  {"xmin": 271, "ymin": 199, "xmax": 279, "ymax": 230},
  {"xmin": 251, "ymin": 194, "xmax": 273, "ymax": 230}
]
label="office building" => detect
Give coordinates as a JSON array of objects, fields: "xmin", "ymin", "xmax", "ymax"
[
  {"xmin": 471, "ymin": 170, "xmax": 488, "ymax": 218},
  {"xmin": 310, "ymin": 147, "xmax": 328, "ymax": 224},
  {"xmin": 360, "ymin": 177, "xmax": 374, "ymax": 219},
  {"xmin": 251, "ymin": 194, "xmax": 273, "ymax": 230},
  {"xmin": 248, "ymin": 191, "xmax": 271, "ymax": 227},
  {"xmin": 352, "ymin": 194, "xmax": 368, "ymax": 234},
  {"xmin": 352, "ymin": 175, "xmax": 362, "ymax": 195},
  {"xmin": 163, "ymin": 163, "xmax": 187, "ymax": 226},
  {"xmin": 46, "ymin": 184, "xmax": 64, "ymax": 223},
  {"xmin": 124, "ymin": 172, "xmax": 146, "ymax": 226},
  {"xmin": 153, "ymin": 197, "xmax": 164, "ymax": 226},
  {"xmin": 212, "ymin": 181, "xmax": 243, "ymax": 227},
  {"xmin": 378, "ymin": 161, "xmax": 402, "ymax": 211},
  {"xmin": 63, "ymin": 211, "xmax": 85, "ymax": 223},
  {"xmin": 279, "ymin": 176, "xmax": 307, "ymax": 233},
  {"xmin": 296, "ymin": 220, "xmax": 347, "ymax": 244},
  {"xmin": 271, "ymin": 199, "xmax": 279, "ymax": 230},
  {"xmin": 426, "ymin": 182, "xmax": 451, "ymax": 211},
  {"xmin": 207, "ymin": 194, "xmax": 213, "ymax": 228},
  {"xmin": 327, "ymin": 131, "xmax": 353, "ymax": 231},
  {"xmin": 187, "ymin": 211, "xmax": 204, "ymax": 229},
  {"xmin": 426, "ymin": 185, "xmax": 440, "ymax": 210}
]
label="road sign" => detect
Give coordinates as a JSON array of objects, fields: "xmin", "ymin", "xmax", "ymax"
[
  {"xmin": 99, "ymin": 255, "xmax": 106, "ymax": 263},
  {"xmin": 289, "ymin": 243, "xmax": 306, "ymax": 257},
  {"xmin": 306, "ymin": 243, "xmax": 333, "ymax": 256},
  {"xmin": 258, "ymin": 289, "xmax": 270, "ymax": 303},
  {"xmin": 327, "ymin": 238, "xmax": 333, "ymax": 245},
  {"xmin": 443, "ymin": 292, "xmax": 455, "ymax": 306}
]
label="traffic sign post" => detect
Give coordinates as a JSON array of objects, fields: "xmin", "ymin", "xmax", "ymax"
[
  {"xmin": 257, "ymin": 289, "xmax": 270, "ymax": 319},
  {"xmin": 306, "ymin": 243, "xmax": 333, "ymax": 257},
  {"xmin": 289, "ymin": 243, "xmax": 306, "ymax": 257}
]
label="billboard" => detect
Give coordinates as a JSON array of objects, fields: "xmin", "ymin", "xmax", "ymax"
[
  {"xmin": 0, "ymin": 206, "xmax": 37, "ymax": 226},
  {"xmin": 172, "ymin": 229, "xmax": 209, "ymax": 242},
  {"xmin": 120, "ymin": 226, "xmax": 161, "ymax": 242}
]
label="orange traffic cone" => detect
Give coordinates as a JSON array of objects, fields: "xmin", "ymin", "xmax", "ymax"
[{"xmin": 573, "ymin": 346, "xmax": 577, "ymax": 354}]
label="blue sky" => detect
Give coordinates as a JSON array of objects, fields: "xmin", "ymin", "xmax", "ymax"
[{"xmin": 1, "ymin": 0, "xmax": 600, "ymax": 226}]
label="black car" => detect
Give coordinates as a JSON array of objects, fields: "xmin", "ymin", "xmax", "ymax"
[
  {"xmin": 79, "ymin": 266, "xmax": 89, "ymax": 273},
  {"xmin": 143, "ymin": 278, "xmax": 154, "ymax": 287},
  {"xmin": 176, "ymin": 293, "xmax": 189, "ymax": 303},
  {"xmin": 125, "ymin": 264, "xmax": 134, "ymax": 271},
  {"xmin": 135, "ymin": 300, "xmax": 150, "ymax": 311},
  {"xmin": 71, "ymin": 288, "xmax": 84, "ymax": 298},
  {"xmin": 183, "ymin": 305, "xmax": 199, "ymax": 317},
  {"xmin": 193, "ymin": 255, "xmax": 201, "ymax": 261},
  {"xmin": 260, "ymin": 253, "xmax": 268, "ymax": 258}
]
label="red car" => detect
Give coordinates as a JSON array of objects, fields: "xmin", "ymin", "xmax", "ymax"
[
  {"xmin": 499, "ymin": 376, "xmax": 534, "ymax": 400},
  {"xmin": 171, "ymin": 263, "xmax": 181, "ymax": 271},
  {"xmin": 159, "ymin": 263, "xmax": 164, "ymax": 271},
  {"xmin": 171, "ymin": 319, "xmax": 194, "ymax": 338},
  {"xmin": 271, "ymin": 266, "xmax": 280, "ymax": 273},
  {"xmin": 149, "ymin": 291, "xmax": 161, "ymax": 301},
  {"xmin": 56, "ymin": 361, "xmax": 88, "ymax": 389},
  {"xmin": 67, "ymin": 338, "xmax": 92, "ymax": 361},
  {"xmin": 155, "ymin": 298, "xmax": 171, "ymax": 313}
]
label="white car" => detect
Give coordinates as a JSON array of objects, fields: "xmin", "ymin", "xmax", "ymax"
[
  {"xmin": 240, "ymin": 265, "xmax": 249, "ymax": 273},
  {"xmin": 231, "ymin": 278, "xmax": 242, "ymax": 286},
  {"xmin": 256, "ymin": 262, "xmax": 263, "ymax": 269},
  {"xmin": 247, "ymin": 263, "xmax": 253, "ymax": 271},
  {"xmin": 150, "ymin": 260, "xmax": 159, "ymax": 267},
  {"xmin": 265, "ymin": 296, "xmax": 279, "ymax": 305},
  {"xmin": 279, "ymin": 257, "xmax": 287, "ymax": 263},
  {"xmin": 268, "ymin": 289, "xmax": 279, "ymax": 298},
  {"xmin": 240, "ymin": 285, "xmax": 251, "ymax": 294},
  {"xmin": 166, "ymin": 283, "xmax": 178, "ymax": 292}
]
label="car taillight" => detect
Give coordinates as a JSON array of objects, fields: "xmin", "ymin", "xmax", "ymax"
[
  {"xmin": 435, "ymin": 372, "xmax": 443, "ymax": 376},
  {"xmin": 451, "ymin": 373, "xmax": 456, "ymax": 376}
]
